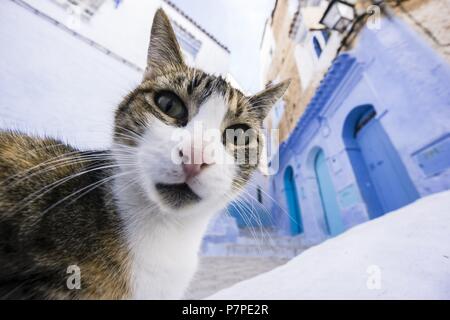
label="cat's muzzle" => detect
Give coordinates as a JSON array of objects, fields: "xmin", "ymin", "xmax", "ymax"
[{"xmin": 154, "ymin": 182, "xmax": 201, "ymax": 209}]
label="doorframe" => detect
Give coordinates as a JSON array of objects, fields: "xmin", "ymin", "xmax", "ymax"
[
  {"xmin": 342, "ymin": 104, "xmax": 419, "ymax": 218},
  {"xmin": 342, "ymin": 105, "xmax": 384, "ymax": 218},
  {"xmin": 313, "ymin": 149, "xmax": 345, "ymax": 236},
  {"xmin": 283, "ymin": 165, "xmax": 303, "ymax": 235}
]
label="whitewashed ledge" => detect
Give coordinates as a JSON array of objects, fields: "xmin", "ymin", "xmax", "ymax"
[{"xmin": 207, "ymin": 191, "xmax": 450, "ymax": 300}]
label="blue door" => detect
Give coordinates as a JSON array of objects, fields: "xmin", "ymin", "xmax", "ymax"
[
  {"xmin": 315, "ymin": 151, "xmax": 345, "ymax": 236},
  {"xmin": 356, "ymin": 118, "xmax": 419, "ymax": 213},
  {"xmin": 283, "ymin": 166, "xmax": 303, "ymax": 235}
]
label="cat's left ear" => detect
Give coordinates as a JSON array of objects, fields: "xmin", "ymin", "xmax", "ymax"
[
  {"xmin": 247, "ymin": 80, "xmax": 291, "ymax": 121},
  {"xmin": 144, "ymin": 9, "xmax": 185, "ymax": 79}
]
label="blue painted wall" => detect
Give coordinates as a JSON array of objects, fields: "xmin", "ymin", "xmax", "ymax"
[
  {"xmin": 267, "ymin": 16, "xmax": 450, "ymax": 243},
  {"xmin": 226, "ymin": 172, "xmax": 274, "ymax": 229},
  {"xmin": 283, "ymin": 166, "xmax": 304, "ymax": 235},
  {"xmin": 314, "ymin": 150, "xmax": 345, "ymax": 236}
]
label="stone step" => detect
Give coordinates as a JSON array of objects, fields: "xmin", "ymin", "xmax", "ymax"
[
  {"xmin": 203, "ymin": 241, "xmax": 308, "ymax": 258},
  {"xmin": 226, "ymin": 243, "xmax": 305, "ymax": 258},
  {"xmin": 235, "ymin": 235, "xmax": 302, "ymax": 246}
]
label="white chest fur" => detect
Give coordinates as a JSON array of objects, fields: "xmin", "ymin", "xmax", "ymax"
[
  {"xmin": 113, "ymin": 178, "xmax": 211, "ymax": 299},
  {"xmin": 126, "ymin": 212, "xmax": 209, "ymax": 299}
]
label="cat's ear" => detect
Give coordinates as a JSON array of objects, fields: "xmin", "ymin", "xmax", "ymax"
[
  {"xmin": 247, "ymin": 80, "xmax": 291, "ymax": 121},
  {"xmin": 144, "ymin": 9, "xmax": 185, "ymax": 78}
]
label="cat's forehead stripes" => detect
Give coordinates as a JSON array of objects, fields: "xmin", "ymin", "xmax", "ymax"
[
  {"xmin": 230, "ymin": 91, "xmax": 248, "ymax": 118},
  {"xmin": 188, "ymin": 93, "xmax": 228, "ymax": 131},
  {"xmin": 187, "ymin": 71, "xmax": 208, "ymax": 95},
  {"xmin": 148, "ymin": 68, "xmax": 248, "ymax": 120}
]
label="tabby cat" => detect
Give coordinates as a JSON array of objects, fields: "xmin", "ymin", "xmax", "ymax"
[{"xmin": 0, "ymin": 9, "xmax": 289, "ymax": 299}]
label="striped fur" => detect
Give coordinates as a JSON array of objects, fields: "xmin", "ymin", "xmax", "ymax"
[{"xmin": 0, "ymin": 9, "xmax": 289, "ymax": 299}]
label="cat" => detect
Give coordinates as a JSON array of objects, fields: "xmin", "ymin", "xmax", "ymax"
[{"xmin": 0, "ymin": 9, "xmax": 289, "ymax": 299}]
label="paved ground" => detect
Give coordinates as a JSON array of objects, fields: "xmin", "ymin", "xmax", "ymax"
[{"xmin": 185, "ymin": 256, "xmax": 290, "ymax": 299}]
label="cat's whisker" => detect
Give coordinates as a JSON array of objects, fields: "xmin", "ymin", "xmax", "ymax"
[
  {"xmin": 0, "ymin": 149, "xmax": 102, "ymax": 186},
  {"xmin": 231, "ymin": 175, "xmax": 291, "ymax": 218},
  {"xmin": 234, "ymin": 189, "xmax": 276, "ymax": 247},
  {"xmin": 220, "ymin": 190, "xmax": 260, "ymax": 244},
  {"xmin": 113, "ymin": 125, "xmax": 146, "ymax": 142},
  {"xmin": 5, "ymin": 163, "xmax": 127, "ymax": 217},
  {"xmin": 0, "ymin": 147, "xmax": 137, "ymax": 187},
  {"xmin": 213, "ymin": 172, "xmax": 278, "ymax": 247},
  {"xmin": 230, "ymin": 193, "xmax": 266, "ymax": 248},
  {"xmin": 104, "ymin": 175, "xmax": 141, "ymax": 206},
  {"xmin": 39, "ymin": 170, "xmax": 135, "ymax": 217},
  {"xmin": 226, "ymin": 197, "xmax": 260, "ymax": 245},
  {"xmin": 6, "ymin": 154, "xmax": 136, "ymax": 189},
  {"xmin": 231, "ymin": 177, "xmax": 292, "ymax": 235}
]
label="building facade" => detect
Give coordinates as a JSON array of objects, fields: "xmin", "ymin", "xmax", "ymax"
[
  {"xmin": 220, "ymin": 0, "xmax": 344, "ymax": 236},
  {"xmin": 260, "ymin": 0, "xmax": 344, "ymax": 143},
  {"xmin": 217, "ymin": 0, "xmax": 450, "ymax": 253},
  {"xmin": 269, "ymin": 8, "xmax": 450, "ymax": 246}
]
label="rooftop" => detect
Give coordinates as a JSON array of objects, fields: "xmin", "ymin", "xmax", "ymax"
[{"xmin": 163, "ymin": 0, "xmax": 230, "ymax": 53}]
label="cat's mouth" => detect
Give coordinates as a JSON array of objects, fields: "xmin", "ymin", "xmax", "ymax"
[{"xmin": 154, "ymin": 182, "xmax": 201, "ymax": 209}]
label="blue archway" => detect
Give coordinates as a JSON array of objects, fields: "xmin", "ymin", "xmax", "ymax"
[
  {"xmin": 314, "ymin": 150, "xmax": 345, "ymax": 236},
  {"xmin": 283, "ymin": 166, "xmax": 303, "ymax": 235},
  {"xmin": 343, "ymin": 105, "xmax": 419, "ymax": 218}
]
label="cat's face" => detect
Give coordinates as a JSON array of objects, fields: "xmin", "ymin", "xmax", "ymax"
[{"xmin": 113, "ymin": 9, "xmax": 288, "ymax": 215}]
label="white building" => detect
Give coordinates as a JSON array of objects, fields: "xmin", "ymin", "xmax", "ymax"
[
  {"xmin": 289, "ymin": 0, "xmax": 344, "ymax": 89},
  {"xmin": 0, "ymin": 0, "xmax": 230, "ymax": 148}
]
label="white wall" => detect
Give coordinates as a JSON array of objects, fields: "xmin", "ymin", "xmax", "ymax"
[
  {"xmin": 294, "ymin": 30, "xmax": 341, "ymax": 90},
  {"xmin": 24, "ymin": 0, "xmax": 230, "ymax": 73},
  {"xmin": 259, "ymin": 18, "xmax": 275, "ymax": 88},
  {"xmin": 0, "ymin": 0, "xmax": 141, "ymax": 149}
]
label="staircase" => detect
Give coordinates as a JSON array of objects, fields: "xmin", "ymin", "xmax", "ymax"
[{"xmin": 202, "ymin": 230, "xmax": 309, "ymax": 258}]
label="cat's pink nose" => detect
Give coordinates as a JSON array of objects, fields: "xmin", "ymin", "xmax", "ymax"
[
  {"xmin": 179, "ymin": 147, "xmax": 209, "ymax": 180},
  {"xmin": 182, "ymin": 163, "xmax": 203, "ymax": 180}
]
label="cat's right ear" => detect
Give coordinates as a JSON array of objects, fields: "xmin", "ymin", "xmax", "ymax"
[{"xmin": 144, "ymin": 9, "xmax": 185, "ymax": 79}]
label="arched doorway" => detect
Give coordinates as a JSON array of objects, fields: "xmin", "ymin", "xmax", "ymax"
[
  {"xmin": 343, "ymin": 105, "xmax": 419, "ymax": 218},
  {"xmin": 283, "ymin": 166, "xmax": 303, "ymax": 235},
  {"xmin": 314, "ymin": 150, "xmax": 345, "ymax": 236}
]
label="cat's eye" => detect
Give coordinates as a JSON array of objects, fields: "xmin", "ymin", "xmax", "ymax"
[
  {"xmin": 154, "ymin": 91, "xmax": 187, "ymax": 121},
  {"xmin": 223, "ymin": 124, "xmax": 252, "ymax": 146}
]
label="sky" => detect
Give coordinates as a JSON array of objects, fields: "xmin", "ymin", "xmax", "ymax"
[{"xmin": 170, "ymin": 0, "xmax": 275, "ymax": 93}]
